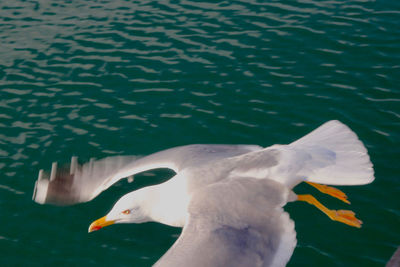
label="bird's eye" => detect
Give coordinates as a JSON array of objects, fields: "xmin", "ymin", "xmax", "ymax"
[{"xmin": 122, "ymin": 209, "xmax": 130, "ymax": 215}]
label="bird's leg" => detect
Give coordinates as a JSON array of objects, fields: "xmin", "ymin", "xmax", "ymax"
[
  {"xmin": 297, "ymin": 194, "xmax": 362, "ymax": 228},
  {"xmin": 305, "ymin": 182, "xmax": 350, "ymax": 204}
]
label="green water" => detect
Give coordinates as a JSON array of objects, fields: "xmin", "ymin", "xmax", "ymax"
[{"xmin": 0, "ymin": 0, "xmax": 399, "ymax": 266}]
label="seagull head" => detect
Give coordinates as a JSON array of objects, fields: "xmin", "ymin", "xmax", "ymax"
[{"xmin": 88, "ymin": 188, "xmax": 153, "ymax": 233}]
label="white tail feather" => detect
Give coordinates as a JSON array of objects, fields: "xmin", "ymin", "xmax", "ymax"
[{"xmin": 288, "ymin": 120, "xmax": 374, "ymax": 185}]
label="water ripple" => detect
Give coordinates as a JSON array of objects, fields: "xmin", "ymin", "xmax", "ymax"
[{"xmin": 0, "ymin": 184, "xmax": 25, "ymax": 195}]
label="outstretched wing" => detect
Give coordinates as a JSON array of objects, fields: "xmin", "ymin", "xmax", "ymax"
[
  {"xmin": 155, "ymin": 178, "xmax": 297, "ymax": 267},
  {"xmin": 33, "ymin": 144, "xmax": 262, "ymax": 205}
]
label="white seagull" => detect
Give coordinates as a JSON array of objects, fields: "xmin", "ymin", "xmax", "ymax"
[{"xmin": 33, "ymin": 120, "xmax": 374, "ymax": 266}]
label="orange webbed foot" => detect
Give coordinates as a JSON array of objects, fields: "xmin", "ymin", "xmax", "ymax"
[
  {"xmin": 297, "ymin": 194, "xmax": 362, "ymax": 228},
  {"xmin": 306, "ymin": 182, "xmax": 350, "ymax": 204},
  {"xmin": 330, "ymin": 210, "xmax": 362, "ymax": 228}
]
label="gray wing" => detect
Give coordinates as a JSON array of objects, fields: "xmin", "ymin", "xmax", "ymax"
[
  {"xmin": 155, "ymin": 178, "xmax": 297, "ymax": 267},
  {"xmin": 32, "ymin": 144, "xmax": 262, "ymax": 205}
]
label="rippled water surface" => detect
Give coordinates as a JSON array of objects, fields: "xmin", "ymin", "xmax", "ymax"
[{"xmin": 1, "ymin": 0, "xmax": 399, "ymax": 266}]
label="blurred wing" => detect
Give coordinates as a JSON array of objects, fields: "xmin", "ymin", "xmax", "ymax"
[
  {"xmin": 33, "ymin": 144, "xmax": 262, "ymax": 205},
  {"xmin": 155, "ymin": 178, "xmax": 297, "ymax": 267}
]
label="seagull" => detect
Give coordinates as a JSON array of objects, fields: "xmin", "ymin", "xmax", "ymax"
[{"xmin": 33, "ymin": 120, "xmax": 374, "ymax": 266}]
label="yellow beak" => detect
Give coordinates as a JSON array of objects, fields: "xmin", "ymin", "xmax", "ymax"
[{"xmin": 88, "ymin": 216, "xmax": 115, "ymax": 233}]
